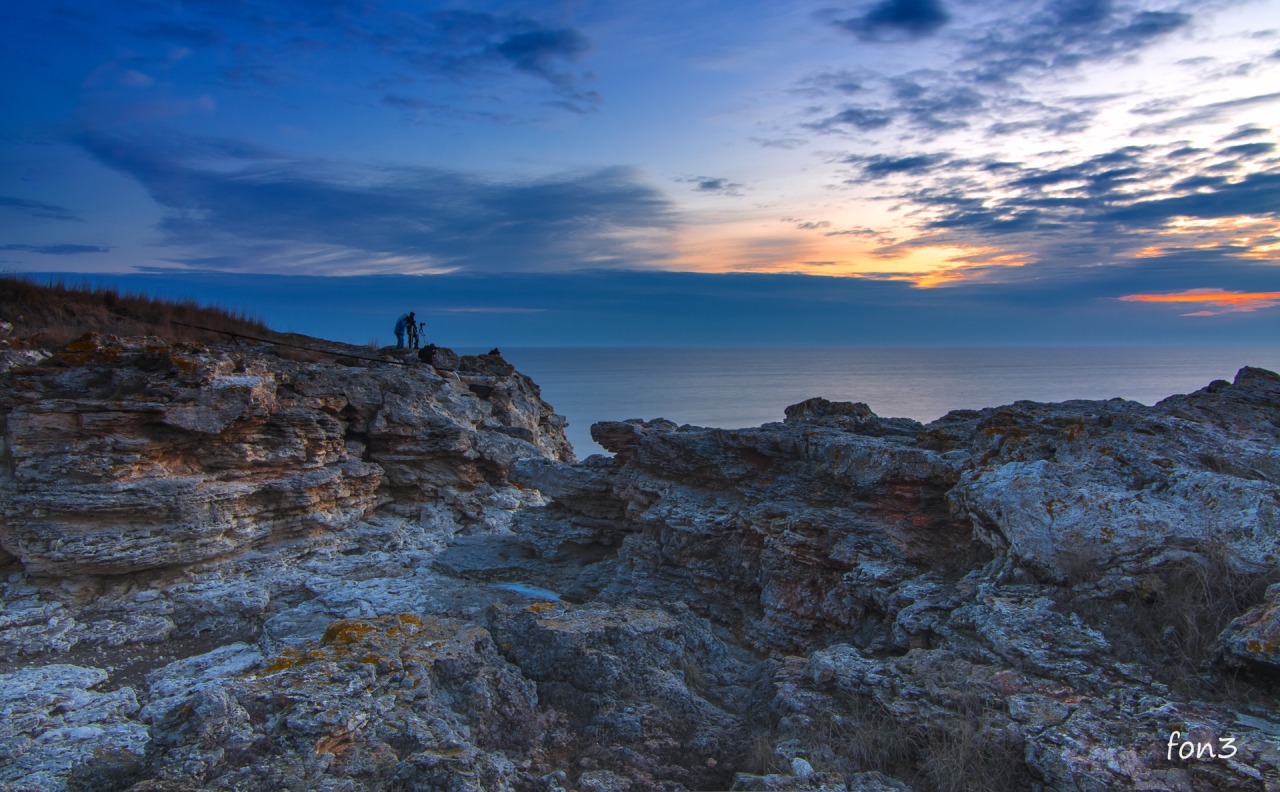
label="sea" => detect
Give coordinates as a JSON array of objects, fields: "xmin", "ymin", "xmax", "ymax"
[{"xmin": 487, "ymin": 348, "xmax": 1280, "ymax": 458}]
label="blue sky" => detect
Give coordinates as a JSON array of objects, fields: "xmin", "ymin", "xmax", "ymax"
[{"xmin": 3, "ymin": 0, "xmax": 1279, "ymax": 344}]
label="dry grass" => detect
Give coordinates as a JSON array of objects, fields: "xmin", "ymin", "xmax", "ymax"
[
  {"xmin": 678, "ymin": 654, "xmax": 707, "ymax": 691},
  {"xmin": 1064, "ymin": 546, "xmax": 1279, "ymax": 696},
  {"xmin": 746, "ymin": 691, "xmax": 1034, "ymax": 792},
  {"xmin": 0, "ymin": 273, "xmax": 271, "ymax": 347},
  {"xmin": 745, "ymin": 732, "xmax": 787, "ymax": 775}
]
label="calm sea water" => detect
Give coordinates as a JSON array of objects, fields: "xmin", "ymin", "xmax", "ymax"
[{"xmin": 491, "ymin": 348, "xmax": 1280, "ymax": 458}]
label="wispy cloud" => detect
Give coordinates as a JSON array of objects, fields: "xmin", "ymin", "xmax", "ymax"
[
  {"xmin": 0, "ymin": 243, "xmax": 108, "ymax": 254},
  {"xmin": 79, "ymin": 132, "xmax": 677, "ymax": 275},
  {"xmin": 440, "ymin": 307, "xmax": 546, "ymax": 313},
  {"xmin": 678, "ymin": 176, "xmax": 746, "ymax": 196},
  {"xmin": 0, "ymin": 197, "xmax": 82, "ymax": 222},
  {"xmin": 1120, "ymin": 288, "xmax": 1280, "ymax": 314}
]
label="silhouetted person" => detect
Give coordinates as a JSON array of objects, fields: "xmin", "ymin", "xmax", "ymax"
[
  {"xmin": 406, "ymin": 318, "xmax": 420, "ymax": 349},
  {"xmin": 394, "ymin": 311, "xmax": 415, "ymax": 349}
]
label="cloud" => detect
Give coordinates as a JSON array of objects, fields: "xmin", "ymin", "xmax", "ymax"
[
  {"xmin": 850, "ymin": 152, "xmax": 950, "ymax": 179},
  {"xmin": 823, "ymin": 227, "xmax": 882, "ymax": 238},
  {"xmin": 962, "ymin": 3, "xmax": 1191, "ymax": 84},
  {"xmin": 1220, "ymin": 142, "xmax": 1276, "ymax": 158},
  {"xmin": 79, "ymin": 132, "xmax": 677, "ymax": 275},
  {"xmin": 909, "ymin": 142, "xmax": 1275, "ymax": 239},
  {"xmin": 1220, "ymin": 125, "xmax": 1269, "ymax": 142},
  {"xmin": 112, "ymin": 4, "xmax": 597, "ymax": 113},
  {"xmin": 834, "ymin": 0, "xmax": 950, "ymax": 40},
  {"xmin": 752, "ymin": 137, "xmax": 807, "ymax": 149},
  {"xmin": 1098, "ymin": 171, "xmax": 1280, "ymax": 225},
  {"xmin": 0, "ymin": 244, "xmax": 109, "ymax": 254},
  {"xmin": 35, "ymin": 269, "xmax": 1280, "ymax": 350},
  {"xmin": 988, "ymin": 109, "xmax": 1093, "ymax": 136},
  {"xmin": 797, "ymin": 0, "xmax": 1200, "ymax": 145},
  {"xmin": 493, "ymin": 28, "xmax": 589, "ymax": 79},
  {"xmin": 806, "ymin": 106, "xmax": 894, "ymax": 132},
  {"xmin": 867, "ymin": 129, "xmax": 1280, "ymax": 290},
  {"xmin": 390, "ymin": 10, "xmax": 594, "ymax": 95},
  {"xmin": 679, "ymin": 177, "xmax": 745, "ymax": 196},
  {"xmin": 0, "ymin": 196, "xmax": 81, "ymax": 221},
  {"xmin": 1133, "ymin": 91, "xmax": 1280, "ymax": 134},
  {"xmin": 1119, "ymin": 288, "xmax": 1280, "ymax": 313},
  {"xmin": 791, "ymin": 70, "xmax": 866, "ymax": 98},
  {"xmin": 439, "ymin": 307, "xmax": 546, "ymax": 313}
]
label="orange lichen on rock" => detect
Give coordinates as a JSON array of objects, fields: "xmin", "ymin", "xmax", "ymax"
[
  {"xmin": 262, "ymin": 649, "xmax": 307, "ymax": 674},
  {"xmin": 322, "ymin": 620, "xmax": 377, "ymax": 645}
]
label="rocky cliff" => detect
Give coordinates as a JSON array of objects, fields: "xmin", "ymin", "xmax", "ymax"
[{"xmin": 1, "ymin": 334, "xmax": 1277, "ymax": 792}]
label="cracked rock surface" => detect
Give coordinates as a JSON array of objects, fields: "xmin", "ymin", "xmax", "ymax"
[{"xmin": 1, "ymin": 335, "xmax": 1279, "ymax": 791}]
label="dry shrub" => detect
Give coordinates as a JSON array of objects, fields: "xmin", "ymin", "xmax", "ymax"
[
  {"xmin": 0, "ymin": 273, "xmax": 269, "ymax": 346},
  {"xmin": 917, "ymin": 725, "xmax": 1029, "ymax": 792},
  {"xmin": 744, "ymin": 732, "xmax": 786, "ymax": 775},
  {"xmin": 758, "ymin": 691, "xmax": 1034, "ymax": 792},
  {"xmin": 678, "ymin": 654, "xmax": 707, "ymax": 692},
  {"xmin": 1065, "ymin": 544, "xmax": 1279, "ymax": 695}
]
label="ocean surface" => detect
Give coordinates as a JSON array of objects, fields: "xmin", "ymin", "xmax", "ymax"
[{"xmin": 489, "ymin": 348, "xmax": 1280, "ymax": 458}]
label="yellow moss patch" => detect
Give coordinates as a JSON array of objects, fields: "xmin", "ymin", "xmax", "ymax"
[
  {"xmin": 262, "ymin": 650, "xmax": 307, "ymax": 674},
  {"xmin": 525, "ymin": 601, "xmax": 559, "ymax": 614},
  {"xmin": 322, "ymin": 620, "xmax": 377, "ymax": 645}
]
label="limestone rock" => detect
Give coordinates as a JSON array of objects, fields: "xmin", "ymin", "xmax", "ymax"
[
  {"xmin": 946, "ymin": 367, "xmax": 1280, "ymax": 581},
  {"xmin": 591, "ymin": 418, "xmax": 678, "ymax": 461},
  {"xmin": 3, "ymin": 337, "xmax": 1280, "ymax": 791},
  {"xmin": 0, "ymin": 664, "xmax": 148, "ymax": 792},
  {"xmin": 576, "ymin": 411, "xmax": 980, "ymax": 651},
  {"xmin": 0, "ymin": 333, "xmax": 573, "ymax": 576},
  {"xmin": 141, "ymin": 615, "xmax": 536, "ymax": 792},
  {"xmin": 1216, "ymin": 582, "xmax": 1280, "ymax": 669}
]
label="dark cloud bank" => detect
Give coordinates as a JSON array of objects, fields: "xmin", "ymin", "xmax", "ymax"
[
  {"xmin": 0, "ymin": 244, "xmax": 109, "ymax": 255},
  {"xmin": 36, "ymin": 269, "xmax": 1280, "ymax": 349},
  {"xmin": 79, "ymin": 133, "xmax": 676, "ymax": 274}
]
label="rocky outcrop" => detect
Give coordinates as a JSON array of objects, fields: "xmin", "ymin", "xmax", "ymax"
[
  {"xmin": 0, "ymin": 664, "xmax": 149, "ymax": 791},
  {"xmin": 525, "ymin": 398, "xmax": 987, "ymax": 652},
  {"xmin": 1218, "ymin": 582, "xmax": 1280, "ymax": 670},
  {"xmin": 0, "ymin": 334, "xmax": 572, "ymax": 577},
  {"xmin": 945, "ymin": 366, "xmax": 1280, "ymax": 582},
  {"xmin": 1, "ymin": 336, "xmax": 1278, "ymax": 792}
]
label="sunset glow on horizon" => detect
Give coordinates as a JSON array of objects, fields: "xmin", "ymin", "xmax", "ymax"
[{"xmin": 1120, "ymin": 288, "xmax": 1280, "ymax": 315}]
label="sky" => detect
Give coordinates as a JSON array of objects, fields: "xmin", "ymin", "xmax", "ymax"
[{"xmin": 2, "ymin": 0, "xmax": 1279, "ymax": 345}]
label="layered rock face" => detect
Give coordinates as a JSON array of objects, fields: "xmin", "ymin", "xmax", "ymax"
[
  {"xmin": 0, "ymin": 334, "xmax": 571, "ymax": 577},
  {"xmin": 1, "ymin": 336, "xmax": 1278, "ymax": 792}
]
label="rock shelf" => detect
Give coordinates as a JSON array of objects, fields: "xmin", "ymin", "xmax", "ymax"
[{"xmin": 1, "ymin": 333, "xmax": 1278, "ymax": 791}]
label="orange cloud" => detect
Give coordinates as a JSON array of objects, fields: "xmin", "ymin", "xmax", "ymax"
[
  {"xmin": 1133, "ymin": 216, "xmax": 1280, "ymax": 262},
  {"xmin": 1119, "ymin": 288, "xmax": 1280, "ymax": 315},
  {"xmin": 666, "ymin": 218, "xmax": 1028, "ymax": 286}
]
